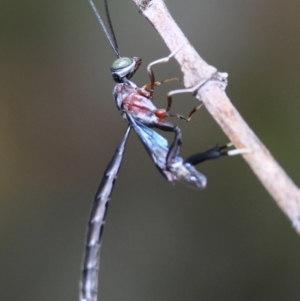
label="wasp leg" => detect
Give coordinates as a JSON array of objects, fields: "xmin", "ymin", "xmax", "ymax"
[
  {"xmin": 151, "ymin": 120, "xmax": 183, "ymax": 168},
  {"xmin": 142, "ymin": 77, "xmax": 180, "ymax": 93},
  {"xmin": 147, "ymin": 43, "xmax": 189, "ymax": 94},
  {"xmin": 185, "ymin": 143, "xmax": 251, "ymax": 166},
  {"xmin": 165, "ymin": 79, "xmax": 208, "ymax": 120}
]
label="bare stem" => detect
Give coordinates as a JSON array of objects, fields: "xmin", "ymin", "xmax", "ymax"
[{"xmin": 132, "ymin": 0, "xmax": 300, "ymax": 233}]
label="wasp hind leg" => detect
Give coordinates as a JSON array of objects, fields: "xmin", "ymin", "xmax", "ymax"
[
  {"xmin": 185, "ymin": 143, "xmax": 251, "ymax": 166},
  {"xmin": 152, "ymin": 119, "xmax": 183, "ymax": 168}
]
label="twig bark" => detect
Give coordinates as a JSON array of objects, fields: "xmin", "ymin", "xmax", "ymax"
[{"xmin": 132, "ymin": 0, "xmax": 300, "ymax": 233}]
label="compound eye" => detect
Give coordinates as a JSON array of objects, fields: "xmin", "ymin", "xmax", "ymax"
[
  {"xmin": 111, "ymin": 57, "xmax": 133, "ymax": 71},
  {"xmin": 112, "ymin": 73, "xmax": 122, "ymax": 83}
]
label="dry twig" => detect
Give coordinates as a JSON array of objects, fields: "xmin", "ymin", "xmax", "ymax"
[{"xmin": 132, "ymin": 0, "xmax": 300, "ymax": 233}]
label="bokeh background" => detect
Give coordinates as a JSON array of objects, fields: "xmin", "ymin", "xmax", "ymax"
[{"xmin": 1, "ymin": 0, "xmax": 300, "ymax": 300}]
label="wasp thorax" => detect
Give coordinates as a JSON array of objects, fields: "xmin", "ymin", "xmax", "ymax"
[{"xmin": 110, "ymin": 57, "xmax": 142, "ymax": 83}]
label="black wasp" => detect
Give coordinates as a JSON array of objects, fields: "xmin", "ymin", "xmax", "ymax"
[{"xmin": 80, "ymin": 1, "xmax": 247, "ymax": 300}]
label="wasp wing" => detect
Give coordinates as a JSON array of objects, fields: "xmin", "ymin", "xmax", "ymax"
[{"xmin": 128, "ymin": 115, "xmax": 207, "ymax": 189}]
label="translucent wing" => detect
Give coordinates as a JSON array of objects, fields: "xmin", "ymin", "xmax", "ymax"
[{"xmin": 128, "ymin": 116, "xmax": 207, "ymax": 189}]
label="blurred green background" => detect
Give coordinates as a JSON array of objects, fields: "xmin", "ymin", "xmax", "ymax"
[{"xmin": 1, "ymin": 0, "xmax": 300, "ymax": 300}]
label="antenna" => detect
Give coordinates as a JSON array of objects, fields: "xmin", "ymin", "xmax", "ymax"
[
  {"xmin": 87, "ymin": 0, "xmax": 120, "ymax": 57},
  {"xmin": 104, "ymin": 0, "xmax": 119, "ymax": 53}
]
